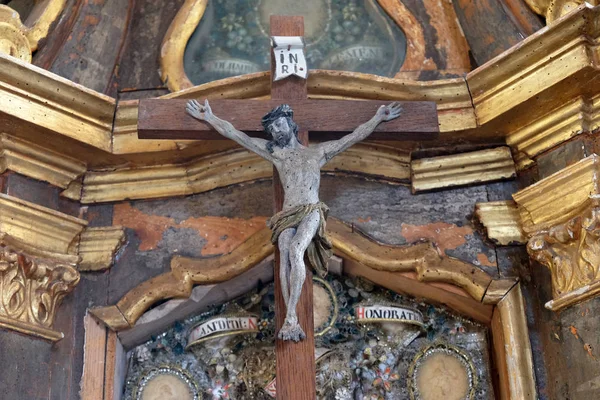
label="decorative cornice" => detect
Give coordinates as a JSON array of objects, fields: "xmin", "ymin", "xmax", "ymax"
[
  {"xmin": 475, "ymin": 201, "xmax": 526, "ymax": 245},
  {"xmin": 513, "ymin": 155, "xmax": 599, "ymax": 233},
  {"xmin": 0, "ymin": 133, "xmax": 86, "ymax": 189},
  {"xmin": 411, "ymin": 147, "xmax": 516, "ymax": 193},
  {"xmin": 0, "ymin": 53, "xmax": 115, "ymax": 153},
  {"xmin": 77, "ymin": 144, "xmax": 409, "ymax": 203},
  {"xmin": 0, "ymin": 193, "xmax": 87, "ymax": 254},
  {"xmin": 78, "ymin": 227, "xmax": 126, "ymax": 272},
  {"xmin": 467, "ymin": 4, "xmax": 600, "ymax": 124},
  {"xmin": 507, "ymin": 94, "xmax": 600, "ymax": 170},
  {"xmin": 91, "ymin": 218, "xmax": 505, "ymax": 331}
]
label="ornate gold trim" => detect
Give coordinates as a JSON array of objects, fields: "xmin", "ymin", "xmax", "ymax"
[
  {"xmin": 0, "ymin": 133, "xmax": 86, "ymax": 189},
  {"xmin": 475, "ymin": 201, "xmax": 526, "ymax": 245},
  {"xmin": 411, "ymin": 147, "xmax": 516, "ymax": 193},
  {"xmin": 0, "ymin": 233, "xmax": 80, "ymax": 341},
  {"xmin": 91, "ymin": 218, "xmax": 503, "ymax": 330},
  {"xmin": 513, "ymin": 155, "xmax": 600, "ymax": 310},
  {"xmin": 0, "ymin": 193, "xmax": 87, "ymax": 254},
  {"xmin": 78, "ymin": 227, "xmax": 127, "ymax": 272}
]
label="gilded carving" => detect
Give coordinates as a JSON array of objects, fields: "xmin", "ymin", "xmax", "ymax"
[
  {"xmin": 0, "ymin": 234, "xmax": 79, "ymax": 341},
  {"xmin": 514, "ymin": 155, "xmax": 600, "ymax": 310},
  {"xmin": 0, "ymin": 5, "xmax": 31, "ymax": 62},
  {"xmin": 528, "ymin": 207, "xmax": 600, "ymax": 307},
  {"xmin": 0, "ymin": 0, "xmax": 67, "ymax": 61}
]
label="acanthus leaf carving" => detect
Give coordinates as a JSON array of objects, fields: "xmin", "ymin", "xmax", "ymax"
[{"xmin": 0, "ymin": 241, "xmax": 79, "ymax": 340}]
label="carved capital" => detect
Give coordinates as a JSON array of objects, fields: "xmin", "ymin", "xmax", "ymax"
[
  {"xmin": 0, "ymin": 235, "xmax": 80, "ymax": 341},
  {"xmin": 0, "ymin": 194, "xmax": 87, "ymax": 340},
  {"xmin": 514, "ymin": 155, "xmax": 600, "ymax": 310}
]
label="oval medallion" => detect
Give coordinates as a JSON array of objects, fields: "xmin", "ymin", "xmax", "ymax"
[{"xmin": 135, "ymin": 366, "xmax": 199, "ymax": 400}]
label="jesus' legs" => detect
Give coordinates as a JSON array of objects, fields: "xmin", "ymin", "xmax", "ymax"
[
  {"xmin": 277, "ymin": 228, "xmax": 295, "ymax": 306},
  {"xmin": 277, "ymin": 209, "xmax": 320, "ymax": 342}
]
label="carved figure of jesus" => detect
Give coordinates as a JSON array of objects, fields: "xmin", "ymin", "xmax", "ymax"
[{"xmin": 186, "ymin": 99, "xmax": 402, "ymax": 341}]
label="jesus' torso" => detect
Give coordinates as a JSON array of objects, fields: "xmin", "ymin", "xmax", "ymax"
[{"xmin": 271, "ymin": 145, "xmax": 322, "ymax": 210}]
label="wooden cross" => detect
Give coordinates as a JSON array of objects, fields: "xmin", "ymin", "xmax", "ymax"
[{"xmin": 137, "ymin": 16, "xmax": 438, "ymax": 400}]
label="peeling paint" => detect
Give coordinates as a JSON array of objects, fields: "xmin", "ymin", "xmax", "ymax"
[
  {"xmin": 113, "ymin": 202, "xmax": 267, "ymax": 254},
  {"xmin": 476, "ymin": 253, "xmax": 497, "ymax": 267},
  {"xmin": 401, "ymin": 222, "xmax": 473, "ymax": 254}
]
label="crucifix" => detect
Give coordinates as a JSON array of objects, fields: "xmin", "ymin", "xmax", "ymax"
[{"xmin": 137, "ymin": 15, "xmax": 438, "ymax": 400}]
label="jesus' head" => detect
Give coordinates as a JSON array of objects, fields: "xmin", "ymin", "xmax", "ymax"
[{"xmin": 261, "ymin": 104, "xmax": 300, "ymax": 152}]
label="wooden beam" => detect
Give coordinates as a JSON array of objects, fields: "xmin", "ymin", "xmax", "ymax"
[
  {"xmin": 271, "ymin": 15, "xmax": 316, "ymax": 400},
  {"xmin": 137, "ymin": 99, "xmax": 439, "ymax": 140}
]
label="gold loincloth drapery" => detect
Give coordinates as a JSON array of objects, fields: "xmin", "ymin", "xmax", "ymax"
[{"xmin": 267, "ymin": 202, "xmax": 333, "ymax": 278}]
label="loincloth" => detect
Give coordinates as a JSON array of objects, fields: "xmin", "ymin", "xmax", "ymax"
[{"xmin": 267, "ymin": 202, "xmax": 333, "ymax": 278}]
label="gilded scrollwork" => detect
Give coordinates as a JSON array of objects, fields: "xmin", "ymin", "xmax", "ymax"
[
  {"xmin": 0, "ymin": 240, "xmax": 80, "ymax": 341},
  {"xmin": 528, "ymin": 207, "xmax": 600, "ymax": 298}
]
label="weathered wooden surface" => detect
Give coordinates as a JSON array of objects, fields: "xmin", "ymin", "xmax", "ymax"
[
  {"xmin": 48, "ymin": 0, "xmax": 131, "ymax": 93},
  {"xmin": 453, "ymin": 0, "xmax": 531, "ymax": 66},
  {"xmin": 108, "ymin": 0, "xmax": 184, "ymax": 98},
  {"xmin": 138, "ymin": 99, "xmax": 439, "ymax": 140}
]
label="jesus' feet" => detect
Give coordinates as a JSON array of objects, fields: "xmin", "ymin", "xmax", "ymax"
[{"xmin": 277, "ymin": 317, "xmax": 306, "ymax": 342}]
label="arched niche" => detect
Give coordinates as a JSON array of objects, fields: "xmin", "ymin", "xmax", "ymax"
[{"xmin": 86, "ymin": 218, "xmax": 534, "ymax": 399}]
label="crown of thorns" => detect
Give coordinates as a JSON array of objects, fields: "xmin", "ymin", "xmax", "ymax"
[{"xmin": 261, "ymin": 104, "xmax": 294, "ymax": 131}]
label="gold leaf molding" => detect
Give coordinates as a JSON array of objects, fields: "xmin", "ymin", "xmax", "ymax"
[
  {"xmin": 475, "ymin": 201, "xmax": 526, "ymax": 245},
  {"xmin": 0, "ymin": 193, "xmax": 87, "ymax": 254},
  {"xmin": 76, "ymin": 143, "xmax": 409, "ymax": 203},
  {"xmin": 507, "ymin": 94, "xmax": 600, "ymax": 170},
  {"xmin": 0, "ymin": 133, "xmax": 86, "ymax": 189},
  {"xmin": 78, "ymin": 227, "xmax": 126, "ymax": 272},
  {"xmin": 411, "ymin": 147, "xmax": 516, "ymax": 193}
]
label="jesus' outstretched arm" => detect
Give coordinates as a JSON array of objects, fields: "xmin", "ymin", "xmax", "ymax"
[
  {"xmin": 186, "ymin": 99, "xmax": 274, "ymax": 162},
  {"xmin": 316, "ymin": 102, "xmax": 403, "ymax": 167}
]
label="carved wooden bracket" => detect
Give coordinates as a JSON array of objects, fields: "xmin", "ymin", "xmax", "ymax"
[{"xmin": 514, "ymin": 154, "xmax": 600, "ymax": 310}]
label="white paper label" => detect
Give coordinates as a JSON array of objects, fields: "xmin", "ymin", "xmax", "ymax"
[{"xmin": 271, "ymin": 36, "xmax": 308, "ymax": 81}]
